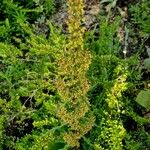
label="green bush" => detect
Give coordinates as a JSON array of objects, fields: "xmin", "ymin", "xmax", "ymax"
[
  {"xmin": 0, "ymin": 22, "xmax": 66, "ymax": 149},
  {"xmin": 0, "ymin": 0, "xmax": 150, "ymax": 149},
  {"xmin": 82, "ymin": 15, "xmax": 150, "ymax": 150},
  {"xmin": 0, "ymin": 0, "xmax": 55, "ymax": 42},
  {"xmin": 129, "ymin": 0, "xmax": 150, "ymax": 37}
]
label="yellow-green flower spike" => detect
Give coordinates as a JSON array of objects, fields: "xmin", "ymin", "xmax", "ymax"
[{"xmin": 56, "ymin": 0, "xmax": 95, "ymax": 148}]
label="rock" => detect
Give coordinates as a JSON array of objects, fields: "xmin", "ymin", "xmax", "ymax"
[{"xmin": 51, "ymin": 0, "xmax": 100, "ymax": 33}]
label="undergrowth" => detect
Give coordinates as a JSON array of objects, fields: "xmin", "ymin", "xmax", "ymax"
[{"xmin": 0, "ymin": 0, "xmax": 150, "ymax": 149}]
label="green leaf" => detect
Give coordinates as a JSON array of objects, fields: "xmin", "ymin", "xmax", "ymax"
[
  {"xmin": 136, "ymin": 89, "xmax": 150, "ymax": 109},
  {"xmin": 47, "ymin": 142, "xmax": 65, "ymax": 150},
  {"xmin": 147, "ymin": 48, "xmax": 150, "ymax": 57},
  {"xmin": 144, "ymin": 58, "xmax": 150, "ymax": 70},
  {"xmin": 100, "ymin": 0, "xmax": 113, "ymax": 4}
]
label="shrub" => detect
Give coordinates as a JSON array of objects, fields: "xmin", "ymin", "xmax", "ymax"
[
  {"xmin": 129, "ymin": 0, "xmax": 150, "ymax": 37},
  {"xmin": 0, "ymin": 23, "xmax": 65, "ymax": 149}
]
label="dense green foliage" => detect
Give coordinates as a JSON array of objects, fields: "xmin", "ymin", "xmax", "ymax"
[
  {"xmin": 83, "ymin": 15, "xmax": 150, "ymax": 149},
  {"xmin": 130, "ymin": 0, "xmax": 150, "ymax": 37},
  {"xmin": 0, "ymin": 0, "xmax": 150, "ymax": 149}
]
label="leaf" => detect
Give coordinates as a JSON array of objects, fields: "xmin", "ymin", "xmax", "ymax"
[
  {"xmin": 100, "ymin": 0, "xmax": 113, "ymax": 4},
  {"xmin": 111, "ymin": 0, "xmax": 118, "ymax": 8},
  {"xmin": 47, "ymin": 142, "xmax": 65, "ymax": 150},
  {"xmin": 144, "ymin": 58, "xmax": 150, "ymax": 70},
  {"xmin": 147, "ymin": 47, "xmax": 150, "ymax": 57},
  {"xmin": 136, "ymin": 89, "xmax": 150, "ymax": 109}
]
